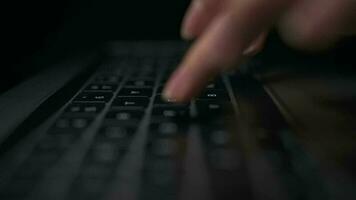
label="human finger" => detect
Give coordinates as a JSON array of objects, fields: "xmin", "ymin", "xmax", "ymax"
[
  {"xmin": 181, "ymin": 0, "xmax": 226, "ymax": 40},
  {"xmin": 164, "ymin": 0, "xmax": 292, "ymax": 102}
]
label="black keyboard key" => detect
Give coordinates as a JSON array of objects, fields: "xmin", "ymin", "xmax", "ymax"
[
  {"xmin": 152, "ymin": 107, "xmax": 189, "ymax": 119},
  {"xmin": 201, "ymin": 128, "xmax": 230, "ymax": 147},
  {"xmin": 149, "ymin": 121, "xmax": 188, "ymax": 137},
  {"xmin": 85, "ymin": 84, "xmax": 118, "ymax": 91},
  {"xmin": 55, "ymin": 117, "xmax": 91, "ymax": 129},
  {"xmin": 154, "ymin": 95, "xmax": 189, "ymax": 107},
  {"xmin": 93, "ymin": 74, "xmax": 121, "ymax": 83},
  {"xmin": 196, "ymin": 100, "xmax": 224, "ymax": 109},
  {"xmin": 106, "ymin": 109, "xmax": 145, "ymax": 121},
  {"xmin": 196, "ymin": 100, "xmax": 229, "ymax": 115},
  {"xmin": 198, "ymin": 89, "xmax": 229, "ymax": 100},
  {"xmin": 140, "ymin": 157, "xmax": 180, "ymax": 200},
  {"xmin": 35, "ymin": 134, "xmax": 77, "ymax": 152},
  {"xmin": 210, "ymin": 130, "xmax": 230, "ymax": 146},
  {"xmin": 48, "ymin": 117, "xmax": 92, "ymax": 135},
  {"xmin": 98, "ymin": 125, "xmax": 136, "ymax": 140},
  {"xmin": 87, "ymin": 141, "xmax": 123, "ymax": 164},
  {"xmin": 14, "ymin": 152, "xmax": 60, "ymax": 179},
  {"xmin": 112, "ymin": 97, "xmax": 149, "ymax": 108},
  {"xmin": 75, "ymin": 92, "xmax": 113, "ymax": 102},
  {"xmin": 125, "ymin": 79, "xmax": 154, "ymax": 87},
  {"xmin": 150, "ymin": 138, "xmax": 178, "ymax": 157},
  {"xmin": 118, "ymin": 88, "xmax": 153, "ymax": 97},
  {"xmin": 66, "ymin": 103, "xmax": 105, "ymax": 114}
]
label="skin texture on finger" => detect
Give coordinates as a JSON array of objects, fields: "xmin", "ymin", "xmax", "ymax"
[
  {"xmin": 278, "ymin": 0, "xmax": 356, "ymax": 51},
  {"xmin": 164, "ymin": 0, "xmax": 292, "ymax": 102},
  {"xmin": 182, "ymin": 0, "xmax": 268, "ymax": 56},
  {"xmin": 182, "ymin": 0, "xmax": 226, "ymax": 40}
]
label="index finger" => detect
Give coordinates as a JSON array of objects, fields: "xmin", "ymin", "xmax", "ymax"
[{"xmin": 163, "ymin": 0, "xmax": 292, "ymax": 102}]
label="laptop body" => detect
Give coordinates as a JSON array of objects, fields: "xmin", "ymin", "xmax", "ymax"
[{"xmin": 1, "ymin": 1, "xmax": 355, "ymax": 200}]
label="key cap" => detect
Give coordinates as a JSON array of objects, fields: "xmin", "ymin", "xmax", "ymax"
[
  {"xmin": 93, "ymin": 74, "xmax": 121, "ymax": 83},
  {"xmin": 118, "ymin": 88, "xmax": 153, "ymax": 97},
  {"xmin": 35, "ymin": 134, "xmax": 77, "ymax": 152},
  {"xmin": 88, "ymin": 142, "xmax": 122, "ymax": 164},
  {"xmin": 14, "ymin": 152, "xmax": 60, "ymax": 179},
  {"xmin": 201, "ymin": 129, "xmax": 230, "ymax": 147},
  {"xmin": 112, "ymin": 97, "xmax": 149, "ymax": 108},
  {"xmin": 196, "ymin": 100, "xmax": 233, "ymax": 117},
  {"xmin": 85, "ymin": 84, "xmax": 118, "ymax": 91},
  {"xmin": 74, "ymin": 92, "xmax": 113, "ymax": 102},
  {"xmin": 152, "ymin": 107, "xmax": 189, "ymax": 119},
  {"xmin": 150, "ymin": 138, "xmax": 178, "ymax": 157},
  {"xmin": 154, "ymin": 95, "xmax": 189, "ymax": 107},
  {"xmin": 211, "ymin": 130, "xmax": 230, "ymax": 146},
  {"xmin": 98, "ymin": 125, "xmax": 136, "ymax": 140},
  {"xmin": 48, "ymin": 117, "xmax": 92, "ymax": 135},
  {"xmin": 66, "ymin": 103, "xmax": 105, "ymax": 114},
  {"xmin": 149, "ymin": 121, "xmax": 187, "ymax": 137},
  {"xmin": 72, "ymin": 118, "xmax": 90, "ymax": 128},
  {"xmin": 106, "ymin": 109, "xmax": 145, "ymax": 121},
  {"xmin": 125, "ymin": 79, "xmax": 154, "ymax": 87},
  {"xmin": 198, "ymin": 89, "xmax": 229, "ymax": 100},
  {"xmin": 54, "ymin": 118, "xmax": 91, "ymax": 129}
]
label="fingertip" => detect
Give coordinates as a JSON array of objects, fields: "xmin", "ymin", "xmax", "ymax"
[
  {"xmin": 162, "ymin": 89, "xmax": 189, "ymax": 103},
  {"xmin": 181, "ymin": 27, "xmax": 195, "ymax": 41},
  {"xmin": 162, "ymin": 67, "xmax": 193, "ymax": 103}
]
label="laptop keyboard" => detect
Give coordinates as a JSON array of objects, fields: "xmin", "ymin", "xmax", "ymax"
[{"xmin": 0, "ymin": 43, "xmax": 254, "ymax": 200}]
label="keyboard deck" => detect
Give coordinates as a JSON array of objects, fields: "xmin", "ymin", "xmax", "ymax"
[{"xmin": 0, "ymin": 42, "xmax": 281, "ymax": 200}]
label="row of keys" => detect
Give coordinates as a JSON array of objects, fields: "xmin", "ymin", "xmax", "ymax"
[
  {"xmin": 68, "ymin": 96, "xmax": 232, "ymax": 121},
  {"xmin": 74, "ymin": 88, "xmax": 227, "ymax": 104},
  {"xmin": 75, "ymin": 92, "xmax": 113, "ymax": 102},
  {"xmin": 85, "ymin": 84, "xmax": 118, "ymax": 91}
]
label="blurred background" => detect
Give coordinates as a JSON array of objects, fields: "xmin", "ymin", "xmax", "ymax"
[
  {"xmin": 3, "ymin": 0, "xmax": 189, "ymax": 93},
  {"xmin": 2, "ymin": 0, "xmax": 355, "ymax": 93}
]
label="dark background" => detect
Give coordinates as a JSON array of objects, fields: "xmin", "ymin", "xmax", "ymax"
[
  {"xmin": 2, "ymin": 0, "xmax": 355, "ymax": 94},
  {"xmin": 2, "ymin": 0, "xmax": 190, "ymax": 93}
]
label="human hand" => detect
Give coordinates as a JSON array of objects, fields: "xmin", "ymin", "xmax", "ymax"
[{"xmin": 163, "ymin": 0, "xmax": 356, "ymax": 102}]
